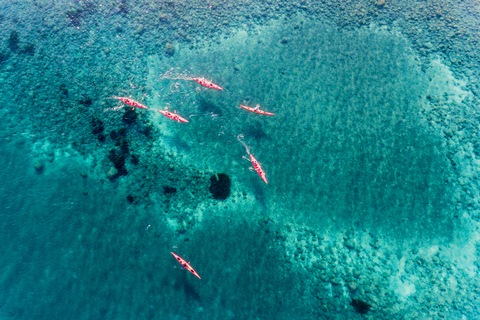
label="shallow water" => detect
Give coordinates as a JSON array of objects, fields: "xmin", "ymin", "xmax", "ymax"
[
  {"xmin": 148, "ymin": 21, "xmax": 458, "ymax": 240},
  {"xmin": 1, "ymin": 0, "xmax": 480, "ymax": 319}
]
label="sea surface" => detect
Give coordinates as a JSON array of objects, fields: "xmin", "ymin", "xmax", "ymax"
[{"xmin": 1, "ymin": 0, "xmax": 480, "ymax": 319}]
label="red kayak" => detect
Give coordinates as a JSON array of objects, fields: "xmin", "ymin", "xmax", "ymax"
[
  {"xmin": 249, "ymin": 153, "xmax": 268, "ymax": 184},
  {"xmin": 171, "ymin": 252, "xmax": 201, "ymax": 279},
  {"xmin": 113, "ymin": 96, "xmax": 148, "ymax": 109},
  {"xmin": 192, "ymin": 77, "xmax": 223, "ymax": 90},
  {"xmin": 240, "ymin": 105, "xmax": 274, "ymax": 116},
  {"xmin": 237, "ymin": 135, "xmax": 268, "ymax": 184},
  {"xmin": 159, "ymin": 110, "xmax": 189, "ymax": 123}
]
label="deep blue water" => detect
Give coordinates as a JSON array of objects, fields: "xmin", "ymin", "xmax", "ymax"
[{"xmin": 1, "ymin": 1, "xmax": 480, "ymax": 319}]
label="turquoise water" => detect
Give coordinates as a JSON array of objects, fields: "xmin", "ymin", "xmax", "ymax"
[{"xmin": 1, "ymin": 1, "xmax": 480, "ymax": 319}]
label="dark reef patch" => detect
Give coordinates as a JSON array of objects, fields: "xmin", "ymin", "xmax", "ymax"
[
  {"xmin": 59, "ymin": 84, "xmax": 68, "ymax": 97},
  {"xmin": 79, "ymin": 95, "xmax": 93, "ymax": 107},
  {"xmin": 66, "ymin": 2, "xmax": 95, "ymax": 27},
  {"xmin": 350, "ymin": 299, "xmax": 371, "ymax": 314},
  {"xmin": 110, "ymin": 128, "xmax": 131, "ymax": 157},
  {"xmin": 123, "ymin": 107, "xmax": 138, "ymax": 125},
  {"xmin": 119, "ymin": 139, "xmax": 129, "ymax": 155},
  {"xmin": 109, "ymin": 128, "xmax": 127, "ymax": 141},
  {"xmin": 90, "ymin": 117, "xmax": 105, "ymax": 142},
  {"xmin": 141, "ymin": 124, "xmax": 153, "ymax": 137},
  {"xmin": 165, "ymin": 43, "xmax": 175, "ymax": 57},
  {"xmin": 0, "ymin": 51, "xmax": 10, "ymax": 63},
  {"xmin": 90, "ymin": 117, "xmax": 104, "ymax": 135},
  {"xmin": 130, "ymin": 154, "xmax": 139, "ymax": 165},
  {"xmin": 106, "ymin": 127, "xmax": 133, "ymax": 178},
  {"xmin": 209, "ymin": 173, "xmax": 231, "ymax": 200},
  {"xmin": 163, "ymin": 186, "xmax": 177, "ymax": 195},
  {"xmin": 119, "ymin": 0, "xmax": 129, "ymax": 15},
  {"xmin": 8, "ymin": 30, "xmax": 19, "ymax": 52},
  {"xmin": 66, "ymin": 9, "xmax": 83, "ymax": 27},
  {"xmin": 108, "ymin": 149, "xmax": 127, "ymax": 177},
  {"xmin": 20, "ymin": 43, "xmax": 35, "ymax": 56}
]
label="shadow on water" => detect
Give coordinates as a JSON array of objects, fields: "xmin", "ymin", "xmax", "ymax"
[
  {"xmin": 244, "ymin": 121, "xmax": 271, "ymax": 141},
  {"xmin": 197, "ymin": 96, "xmax": 224, "ymax": 116},
  {"xmin": 174, "ymin": 274, "xmax": 202, "ymax": 302}
]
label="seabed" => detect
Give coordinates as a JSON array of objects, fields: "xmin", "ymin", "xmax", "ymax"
[{"xmin": 1, "ymin": 0, "xmax": 480, "ymax": 319}]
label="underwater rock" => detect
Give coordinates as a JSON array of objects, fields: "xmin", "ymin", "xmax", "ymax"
[
  {"xmin": 344, "ymin": 239, "xmax": 356, "ymax": 250},
  {"xmin": 80, "ymin": 169, "xmax": 88, "ymax": 178},
  {"xmin": 159, "ymin": 13, "xmax": 168, "ymax": 21},
  {"xmin": 209, "ymin": 173, "xmax": 231, "ymax": 200},
  {"xmin": 350, "ymin": 299, "xmax": 371, "ymax": 314},
  {"xmin": 348, "ymin": 282, "xmax": 357, "ymax": 290},
  {"xmin": 280, "ymin": 37, "xmax": 289, "ymax": 44},
  {"xmin": 134, "ymin": 24, "xmax": 144, "ymax": 35},
  {"xmin": 34, "ymin": 160, "xmax": 44, "ymax": 174},
  {"xmin": 165, "ymin": 43, "xmax": 175, "ymax": 57},
  {"xmin": 376, "ymin": 0, "xmax": 385, "ymax": 6},
  {"xmin": 107, "ymin": 167, "xmax": 118, "ymax": 179},
  {"xmin": 176, "ymin": 222, "xmax": 186, "ymax": 234}
]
